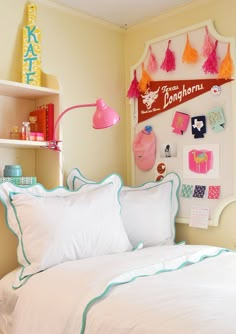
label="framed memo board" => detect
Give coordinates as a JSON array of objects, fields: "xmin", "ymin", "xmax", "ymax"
[{"xmin": 128, "ymin": 20, "xmax": 236, "ymax": 227}]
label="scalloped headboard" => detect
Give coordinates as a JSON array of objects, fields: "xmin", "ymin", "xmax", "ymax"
[{"xmin": 129, "ymin": 20, "xmax": 236, "ymax": 227}]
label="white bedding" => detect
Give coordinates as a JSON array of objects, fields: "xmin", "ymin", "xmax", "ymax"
[
  {"xmin": 1, "ymin": 244, "xmax": 236, "ymax": 334},
  {"xmin": 0, "ymin": 269, "xmax": 20, "ymax": 334}
]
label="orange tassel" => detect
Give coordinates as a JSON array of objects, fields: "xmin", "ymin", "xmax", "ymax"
[
  {"xmin": 138, "ymin": 63, "xmax": 152, "ymax": 93},
  {"xmin": 218, "ymin": 43, "xmax": 234, "ymax": 79},
  {"xmin": 182, "ymin": 34, "xmax": 199, "ymax": 64}
]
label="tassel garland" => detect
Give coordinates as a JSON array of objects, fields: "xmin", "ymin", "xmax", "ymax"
[
  {"xmin": 138, "ymin": 63, "xmax": 152, "ymax": 94},
  {"xmin": 147, "ymin": 46, "xmax": 158, "ymax": 73},
  {"xmin": 127, "ymin": 70, "xmax": 140, "ymax": 98},
  {"xmin": 182, "ymin": 34, "xmax": 199, "ymax": 64},
  {"xmin": 218, "ymin": 43, "xmax": 234, "ymax": 79},
  {"xmin": 202, "ymin": 26, "xmax": 214, "ymax": 57},
  {"xmin": 202, "ymin": 40, "xmax": 218, "ymax": 74},
  {"xmin": 161, "ymin": 40, "xmax": 176, "ymax": 72}
]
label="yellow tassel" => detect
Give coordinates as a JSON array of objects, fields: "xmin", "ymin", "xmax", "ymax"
[
  {"xmin": 138, "ymin": 63, "xmax": 152, "ymax": 93},
  {"xmin": 218, "ymin": 43, "xmax": 234, "ymax": 79},
  {"xmin": 182, "ymin": 34, "xmax": 199, "ymax": 64}
]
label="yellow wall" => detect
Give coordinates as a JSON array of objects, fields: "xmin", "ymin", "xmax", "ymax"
[{"xmin": 0, "ymin": 0, "xmax": 127, "ymax": 183}]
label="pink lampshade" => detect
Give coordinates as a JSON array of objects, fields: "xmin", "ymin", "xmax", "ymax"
[
  {"xmin": 93, "ymin": 98, "xmax": 120, "ymax": 129},
  {"xmin": 44, "ymin": 98, "xmax": 120, "ymax": 151}
]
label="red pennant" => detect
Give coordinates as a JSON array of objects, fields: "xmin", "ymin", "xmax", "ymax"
[{"xmin": 138, "ymin": 78, "xmax": 233, "ymax": 123}]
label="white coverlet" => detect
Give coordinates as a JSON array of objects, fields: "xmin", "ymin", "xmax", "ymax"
[{"xmin": 2, "ymin": 245, "xmax": 236, "ymax": 334}]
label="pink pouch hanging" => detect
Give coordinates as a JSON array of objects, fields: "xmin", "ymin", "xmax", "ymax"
[{"xmin": 132, "ymin": 126, "xmax": 156, "ymax": 171}]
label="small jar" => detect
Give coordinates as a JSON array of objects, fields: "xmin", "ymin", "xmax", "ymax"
[
  {"xmin": 29, "ymin": 116, "xmax": 38, "ymax": 133},
  {"xmin": 4, "ymin": 165, "xmax": 22, "ymax": 177},
  {"xmin": 10, "ymin": 126, "xmax": 21, "ymax": 140},
  {"xmin": 21, "ymin": 121, "xmax": 30, "ymax": 140}
]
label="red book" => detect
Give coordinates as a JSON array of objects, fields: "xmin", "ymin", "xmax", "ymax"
[
  {"xmin": 45, "ymin": 103, "xmax": 54, "ymax": 141},
  {"xmin": 29, "ymin": 103, "xmax": 54, "ymax": 141},
  {"xmin": 29, "ymin": 107, "xmax": 47, "ymax": 140}
]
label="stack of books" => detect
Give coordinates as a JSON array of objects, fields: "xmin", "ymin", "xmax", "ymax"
[
  {"xmin": 0, "ymin": 176, "xmax": 37, "ymax": 185},
  {"xmin": 29, "ymin": 103, "xmax": 54, "ymax": 141}
]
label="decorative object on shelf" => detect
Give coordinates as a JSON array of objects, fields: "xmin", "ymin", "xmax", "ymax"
[
  {"xmin": 29, "ymin": 103, "xmax": 54, "ymax": 141},
  {"xmin": 30, "ymin": 132, "xmax": 44, "ymax": 141},
  {"xmin": 3, "ymin": 165, "xmax": 22, "ymax": 177},
  {"xmin": 21, "ymin": 121, "xmax": 31, "ymax": 140},
  {"xmin": 44, "ymin": 103, "xmax": 54, "ymax": 141},
  {"xmin": 0, "ymin": 176, "xmax": 37, "ymax": 185},
  {"xmin": 22, "ymin": 2, "xmax": 41, "ymax": 86},
  {"xmin": 160, "ymin": 40, "xmax": 175, "ymax": 72},
  {"xmin": 218, "ymin": 43, "xmax": 234, "ymax": 79},
  {"xmin": 44, "ymin": 98, "xmax": 120, "ymax": 151},
  {"xmin": 29, "ymin": 115, "xmax": 38, "ymax": 132},
  {"xmin": 10, "ymin": 126, "xmax": 21, "ymax": 140},
  {"xmin": 182, "ymin": 34, "xmax": 199, "ymax": 64}
]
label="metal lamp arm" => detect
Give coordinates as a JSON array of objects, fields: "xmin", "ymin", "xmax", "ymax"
[{"xmin": 53, "ymin": 103, "xmax": 96, "ymax": 142}]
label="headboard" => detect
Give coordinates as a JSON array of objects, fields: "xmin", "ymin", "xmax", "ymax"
[
  {"xmin": 129, "ymin": 19, "xmax": 236, "ymax": 227},
  {"xmin": 1, "ymin": 195, "xmax": 236, "ymax": 278}
]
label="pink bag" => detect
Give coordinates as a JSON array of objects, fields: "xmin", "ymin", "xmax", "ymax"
[{"xmin": 133, "ymin": 126, "xmax": 156, "ymax": 171}]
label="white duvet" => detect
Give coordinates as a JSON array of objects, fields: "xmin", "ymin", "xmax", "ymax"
[{"xmin": 1, "ymin": 244, "xmax": 236, "ymax": 334}]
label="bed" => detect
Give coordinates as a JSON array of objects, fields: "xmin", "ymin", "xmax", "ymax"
[{"xmin": 0, "ymin": 170, "xmax": 236, "ymax": 334}]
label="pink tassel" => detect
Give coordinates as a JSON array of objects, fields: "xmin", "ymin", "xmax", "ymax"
[
  {"xmin": 202, "ymin": 40, "xmax": 218, "ymax": 74},
  {"xmin": 147, "ymin": 46, "xmax": 158, "ymax": 73},
  {"xmin": 202, "ymin": 26, "xmax": 214, "ymax": 58},
  {"xmin": 127, "ymin": 70, "xmax": 140, "ymax": 98},
  {"xmin": 161, "ymin": 40, "xmax": 176, "ymax": 72}
]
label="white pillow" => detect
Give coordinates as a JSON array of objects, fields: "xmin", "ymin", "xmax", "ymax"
[
  {"xmin": 0, "ymin": 175, "xmax": 132, "ymax": 288},
  {"xmin": 67, "ymin": 169, "xmax": 180, "ymax": 247}
]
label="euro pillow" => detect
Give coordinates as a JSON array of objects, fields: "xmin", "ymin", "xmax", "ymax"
[
  {"xmin": 67, "ymin": 169, "xmax": 180, "ymax": 247},
  {"xmin": 0, "ymin": 175, "xmax": 132, "ymax": 288}
]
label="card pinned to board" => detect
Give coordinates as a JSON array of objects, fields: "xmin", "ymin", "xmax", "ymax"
[
  {"xmin": 172, "ymin": 111, "xmax": 190, "ymax": 135},
  {"xmin": 207, "ymin": 106, "xmax": 225, "ymax": 132}
]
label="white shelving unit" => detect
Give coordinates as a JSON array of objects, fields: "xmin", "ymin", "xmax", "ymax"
[{"xmin": 0, "ymin": 76, "xmax": 62, "ymax": 188}]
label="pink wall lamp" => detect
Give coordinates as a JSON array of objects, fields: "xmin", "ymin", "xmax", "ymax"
[{"xmin": 45, "ymin": 98, "xmax": 120, "ymax": 151}]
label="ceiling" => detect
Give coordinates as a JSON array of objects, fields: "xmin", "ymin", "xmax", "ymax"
[{"xmin": 50, "ymin": 0, "xmax": 195, "ymax": 28}]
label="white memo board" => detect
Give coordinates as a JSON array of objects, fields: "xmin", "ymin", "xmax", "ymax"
[{"xmin": 129, "ymin": 20, "xmax": 236, "ymax": 226}]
